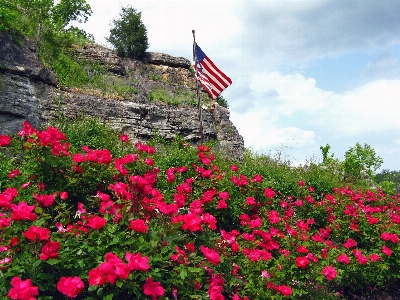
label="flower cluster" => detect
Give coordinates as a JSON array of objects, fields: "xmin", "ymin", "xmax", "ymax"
[{"xmin": 0, "ymin": 122, "xmax": 399, "ymax": 299}]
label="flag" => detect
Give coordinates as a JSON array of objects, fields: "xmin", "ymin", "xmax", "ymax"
[{"xmin": 194, "ymin": 43, "xmax": 232, "ymax": 99}]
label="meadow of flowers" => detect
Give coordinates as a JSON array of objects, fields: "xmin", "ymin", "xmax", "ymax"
[{"xmin": 0, "ymin": 120, "xmax": 399, "ymax": 299}]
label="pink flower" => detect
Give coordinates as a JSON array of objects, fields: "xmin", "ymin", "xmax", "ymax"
[
  {"xmin": 8, "ymin": 169, "xmax": 21, "ymax": 178},
  {"xmin": 298, "ymin": 180, "xmax": 305, "ymax": 187},
  {"xmin": 370, "ymin": 253, "xmax": 380, "ymax": 262},
  {"xmin": 23, "ymin": 226, "xmax": 50, "ymax": 241},
  {"xmin": 99, "ymin": 252, "xmax": 130, "ymax": 284},
  {"xmin": 59, "ymin": 191, "xmax": 68, "ymax": 200},
  {"xmin": 40, "ymin": 241, "xmax": 60, "ymax": 260},
  {"xmin": 343, "ymin": 238, "xmax": 357, "ymax": 248},
  {"xmin": 129, "ymin": 219, "xmax": 149, "ymax": 233},
  {"xmin": 34, "ymin": 194, "xmax": 55, "ymax": 207},
  {"xmin": 57, "ymin": 276, "xmax": 84, "ymax": 298},
  {"xmin": 7, "ymin": 276, "xmax": 38, "ymax": 300},
  {"xmin": 268, "ymin": 210, "xmax": 281, "ymax": 224},
  {"xmin": 119, "ymin": 134, "xmax": 129, "ymax": 142},
  {"xmin": 11, "ymin": 202, "xmax": 37, "ymax": 221},
  {"xmin": 85, "ymin": 216, "xmax": 107, "ymax": 229},
  {"xmin": 337, "ymin": 254, "xmax": 350, "ymax": 264},
  {"xmin": 143, "ymin": 278, "xmax": 164, "ymax": 299},
  {"xmin": 126, "ymin": 252, "xmax": 151, "ymax": 271},
  {"xmin": 382, "ymin": 245, "xmax": 393, "ymax": 256},
  {"xmin": 275, "ymin": 285, "xmax": 292, "ymax": 296},
  {"xmin": 296, "ymin": 245, "xmax": 309, "ymax": 253},
  {"xmin": 295, "ymin": 256, "xmax": 310, "ymax": 269},
  {"xmin": 264, "ymin": 188, "xmax": 275, "ymax": 199},
  {"xmin": 261, "ymin": 270, "xmax": 271, "ymax": 278},
  {"xmin": 200, "ymin": 246, "xmax": 221, "ymax": 266},
  {"xmin": 0, "ymin": 135, "xmax": 11, "ymax": 147},
  {"xmin": 0, "ymin": 217, "xmax": 11, "ymax": 228},
  {"xmin": 88, "ymin": 267, "xmax": 107, "ymax": 286},
  {"xmin": 322, "ymin": 265, "xmax": 337, "ymax": 281}
]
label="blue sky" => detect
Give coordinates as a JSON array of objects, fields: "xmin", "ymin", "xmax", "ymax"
[{"xmin": 74, "ymin": 0, "xmax": 400, "ymax": 171}]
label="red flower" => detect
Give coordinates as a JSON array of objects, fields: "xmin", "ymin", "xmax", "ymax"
[
  {"xmin": 60, "ymin": 191, "xmax": 68, "ymax": 200},
  {"xmin": 200, "ymin": 246, "xmax": 221, "ymax": 266},
  {"xmin": 295, "ymin": 256, "xmax": 310, "ymax": 269},
  {"xmin": 0, "ymin": 188, "xmax": 18, "ymax": 208},
  {"xmin": 23, "ymin": 226, "xmax": 50, "ymax": 242},
  {"xmin": 88, "ymin": 267, "xmax": 107, "ymax": 286},
  {"xmin": 85, "ymin": 216, "xmax": 107, "ymax": 229},
  {"xmin": 275, "ymin": 285, "xmax": 292, "ymax": 296},
  {"xmin": 370, "ymin": 253, "xmax": 380, "ymax": 262},
  {"xmin": 11, "ymin": 202, "xmax": 37, "ymax": 221},
  {"xmin": 34, "ymin": 194, "xmax": 55, "ymax": 207},
  {"xmin": 181, "ymin": 213, "xmax": 203, "ymax": 232},
  {"xmin": 57, "ymin": 276, "xmax": 84, "ymax": 298},
  {"xmin": 0, "ymin": 217, "xmax": 11, "ymax": 228},
  {"xmin": 40, "ymin": 241, "xmax": 60, "ymax": 260},
  {"xmin": 382, "ymin": 245, "xmax": 393, "ymax": 256},
  {"xmin": 7, "ymin": 276, "xmax": 38, "ymax": 300},
  {"xmin": 143, "ymin": 278, "xmax": 164, "ymax": 299},
  {"xmin": 296, "ymin": 245, "xmax": 309, "ymax": 253},
  {"xmin": 119, "ymin": 134, "xmax": 129, "ymax": 142},
  {"xmin": 322, "ymin": 265, "xmax": 337, "ymax": 281},
  {"xmin": 0, "ymin": 135, "xmax": 11, "ymax": 147},
  {"xmin": 268, "ymin": 210, "xmax": 281, "ymax": 224},
  {"xmin": 99, "ymin": 252, "xmax": 130, "ymax": 284},
  {"xmin": 264, "ymin": 188, "xmax": 275, "ymax": 199},
  {"xmin": 343, "ymin": 238, "xmax": 357, "ymax": 248},
  {"xmin": 129, "ymin": 219, "xmax": 149, "ymax": 233},
  {"xmin": 8, "ymin": 169, "xmax": 21, "ymax": 178},
  {"xmin": 125, "ymin": 252, "xmax": 150, "ymax": 271},
  {"xmin": 337, "ymin": 254, "xmax": 350, "ymax": 264}
]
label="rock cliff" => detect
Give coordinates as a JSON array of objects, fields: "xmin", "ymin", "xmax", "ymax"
[{"xmin": 0, "ymin": 32, "xmax": 244, "ymax": 158}]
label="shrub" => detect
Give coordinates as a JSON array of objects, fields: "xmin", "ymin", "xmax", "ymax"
[
  {"xmin": 107, "ymin": 5, "xmax": 149, "ymax": 59},
  {"xmin": 1, "ymin": 119, "xmax": 400, "ymax": 299}
]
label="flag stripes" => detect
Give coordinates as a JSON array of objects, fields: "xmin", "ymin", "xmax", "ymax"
[{"xmin": 194, "ymin": 43, "xmax": 232, "ymax": 99}]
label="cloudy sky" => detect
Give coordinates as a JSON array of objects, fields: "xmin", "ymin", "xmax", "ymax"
[{"xmin": 73, "ymin": 0, "xmax": 400, "ymax": 171}]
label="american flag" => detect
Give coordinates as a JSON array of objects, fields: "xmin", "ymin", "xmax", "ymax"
[{"xmin": 194, "ymin": 43, "xmax": 232, "ymax": 99}]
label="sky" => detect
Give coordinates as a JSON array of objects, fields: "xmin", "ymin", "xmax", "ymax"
[{"xmin": 72, "ymin": 0, "xmax": 400, "ymax": 171}]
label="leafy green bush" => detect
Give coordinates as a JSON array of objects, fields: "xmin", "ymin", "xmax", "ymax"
[
  {"xmin": 2, "ymin": 119, "xmax": 400, "ymax": 299},
  {"xmin": 107, "ymin": 5, "xmax": 149, "ymax": 59}
]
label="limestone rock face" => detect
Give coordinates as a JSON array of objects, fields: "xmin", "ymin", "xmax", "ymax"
[{"xmin": 0, "ymin": 32, "xmax": 244, "ymax": 159}]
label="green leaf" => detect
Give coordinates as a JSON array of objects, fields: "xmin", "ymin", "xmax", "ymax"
[
  {"xmin": 116, "ymin": 279, "xmax": 123, "ymax": 288},
  {"xmin": 188, "ymin": 267, "xmax": 202, "ymax": 273},
  {"xmin": 180, "ymin": 268, "xmax": 187, "ymax": 280},
  {"xmin": 45, "ymin": 258, "xmax": 59, "ymax": 265},
  {"xmin": 33, "ymin": 260, "xmax": 42, "ymax": 267},
  {"xmin": 103, "ymin": 293, "xmax": 114, "ymax": 300}
]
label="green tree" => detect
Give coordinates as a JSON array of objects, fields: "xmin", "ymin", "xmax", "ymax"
[
  {"xmin": 343, "ymin": 142, "xmax": 383, "ymax": 182},
  {"xmin": 107, "ymin": 5, "xmax": 149, "ymax": 59}
]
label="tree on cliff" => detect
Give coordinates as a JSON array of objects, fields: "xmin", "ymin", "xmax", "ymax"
[
  {"xmin": 107, "ymin": 5, "xmax": 149, "ymax": 59},
  {"xmin": 0, "ymin": 0, "xmax": 92, "ymax": 41}
]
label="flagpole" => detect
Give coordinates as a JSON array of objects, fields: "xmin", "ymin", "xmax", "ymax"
[{"xmin": 192, "ymin": 30, "xmax": 204, "ymax": 144}]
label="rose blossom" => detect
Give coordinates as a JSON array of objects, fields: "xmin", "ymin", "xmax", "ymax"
[
  {"xmin": 57, "ymin": 276, "xmax": 84, "ymax": 298},
  {"xmin": 200, "ymin": 246, "xmax": 221, "ymax": 266},
  {"xmin": 143, "ymin": 278, "xmax": 164, "ymax": 299},
  {"xmin": 322, "ymin": 265, "xmax": 337, "ymax": 281},
  {"xmin": 7, "ymin": 277, "xmax": 38, "ymax": 300}
]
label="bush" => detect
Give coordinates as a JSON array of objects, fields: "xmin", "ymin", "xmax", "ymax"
[
  {"xmin": 1, "ymin": 120, "xmax": 400, "ymax": 299},
  {"xmin": 107, "ymin": 5, "xmax": 149, "ymax": 59}
]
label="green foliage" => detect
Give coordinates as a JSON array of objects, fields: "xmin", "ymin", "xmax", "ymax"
[
  {"xmin": 107, "ymin": 5, "xmax": 149, "ymax": 59},
  {"xmin": 343, "ymin": 142, "xmax": 383, "ymax": 182},
  {"xmin": 148, "ymin": 88, "xmax": 198, "ymax": 106},
  {"xmin": 215, "ymin": 95, "xmax": 229, "ymax": 109},
  {"xmin": 1, "ymin": 118, "xmax": 400, "ymax": 299}
]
